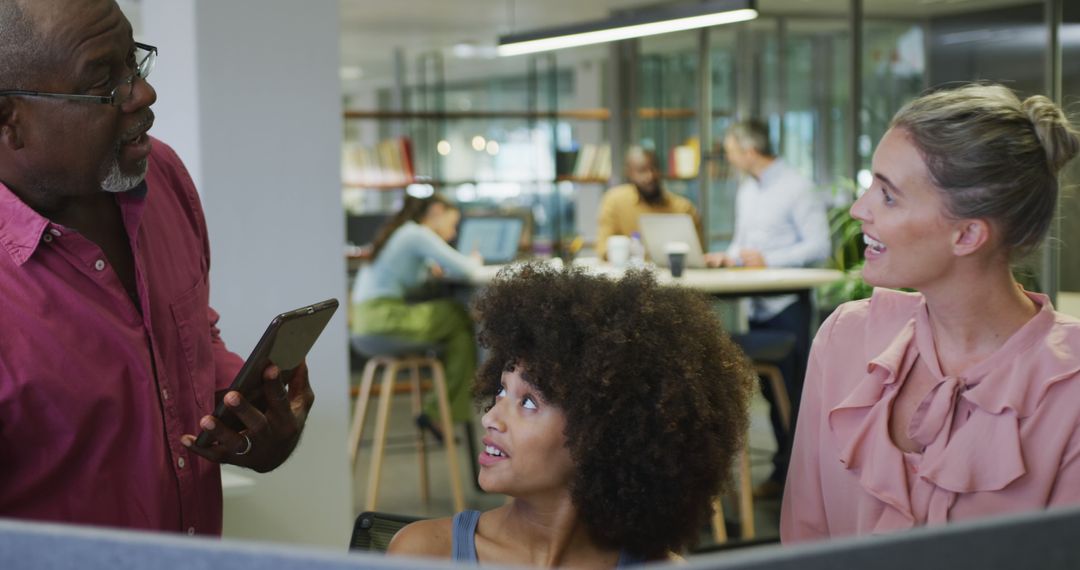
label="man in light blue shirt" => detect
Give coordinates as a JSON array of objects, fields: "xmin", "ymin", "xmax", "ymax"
[{"xmin": 706, "ymin": 119, "xmax": 829, "ymax": 499}]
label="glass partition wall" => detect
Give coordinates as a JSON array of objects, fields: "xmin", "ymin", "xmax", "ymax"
[{"xmin": 343, "ymin": 0, "xmax": 1074, "ymax": 294}]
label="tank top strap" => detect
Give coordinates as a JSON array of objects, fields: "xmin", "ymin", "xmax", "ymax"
[
  {"xmin": 616, "ymin": 548, "xmax": 646, "ymax": 567},
  {"xmin": 450, "ymin": 510, "xmax": 482, "ymax": 563}
]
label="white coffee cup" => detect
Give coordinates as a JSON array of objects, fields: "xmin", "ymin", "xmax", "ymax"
[{"xmin": 607, "ymin": 235, "xmax": 631, "ymax": 268}]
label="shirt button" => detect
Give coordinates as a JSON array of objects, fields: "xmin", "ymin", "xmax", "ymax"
[
  {"xmin": 187, "ymin": 527, "xmax": 196, "ymax": 535},
  {"xmin": 162, "ymin": 389, "xmax": 169, "ymax": 400},
  {"xmin": 49, "ymin": 228, "xmax": 62, "ymax": 237},
  {"xmin": 178, "ymin": 457, "xmax": 186, "ymax": 469},
  {"xmin": 93, "ymin": 259, "xmax": 106, "ymax": 271},
  {"xmin": 42, "ymin": 234, "xmax": 53, "ymax": 243}
]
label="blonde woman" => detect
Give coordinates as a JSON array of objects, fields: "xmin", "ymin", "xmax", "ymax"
[{"xmin": 782, "ymin": 84, "xmax": 1080, "ymax": 541}]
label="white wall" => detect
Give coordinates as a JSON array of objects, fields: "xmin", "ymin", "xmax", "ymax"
[{"xmin": 140, "ymin": 0, "xmax": 352, "ymax": 549}]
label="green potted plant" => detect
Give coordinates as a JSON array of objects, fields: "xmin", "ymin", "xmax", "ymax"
[{"xmin": 818, "ymin": 181, "xmax": 873, "ymax": 311}]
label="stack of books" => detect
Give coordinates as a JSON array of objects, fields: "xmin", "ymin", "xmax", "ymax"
[
  {"xmin": 342, "ymin": 136, "xmax": 415, "ymax": 188},
  {"xmin": 571, "ymin": 143, "xmax": 612, "ymax": 181}
]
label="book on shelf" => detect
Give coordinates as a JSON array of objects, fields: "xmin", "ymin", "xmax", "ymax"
[
  {"xmin": 668, "ymin": 137, "xmax": 700, "ymax": 179},
  {"xmin": 342, "ymin": 136, "xmax": 415, "ymax": 188},
  {"xmin": 570, "ymin": 143, "xmax": 612, "ymax": 181}
]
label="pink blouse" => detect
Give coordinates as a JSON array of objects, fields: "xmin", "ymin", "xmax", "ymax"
[{"xmin": 781, "ymin": 288, "xmax": 1080, "ymax": 543}]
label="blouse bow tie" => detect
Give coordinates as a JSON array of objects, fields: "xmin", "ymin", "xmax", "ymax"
[{"xmin": 907, "ymin": 375, "xmax": 967, "ymax": 450}]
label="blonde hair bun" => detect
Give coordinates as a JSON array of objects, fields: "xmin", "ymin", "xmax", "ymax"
[{"xmin": 1022, "ymin": 95, "xmax": 1080, "ymax": 174}]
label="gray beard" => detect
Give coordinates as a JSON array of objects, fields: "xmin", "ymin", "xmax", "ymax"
[
  {"xmin": 99, "ymin": 153, "xmax": 148, "ymax": 193},
  {"xmin": 101, "ymin": 111, "xmax": 154, "ymax": 193}
]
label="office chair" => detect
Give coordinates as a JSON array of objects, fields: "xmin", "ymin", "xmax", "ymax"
[{"xmin": 349, "ymin": 511, "xmax": 425, "ymax": 552}]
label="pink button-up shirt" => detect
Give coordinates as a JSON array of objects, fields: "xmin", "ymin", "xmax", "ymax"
[
  {"xmin": 782, "ymin": 288, "xmax": 1080, "ymax": 543},
  {"xmin": 0, "ymin": 138, "xmax": 242, "ymax": 534}
]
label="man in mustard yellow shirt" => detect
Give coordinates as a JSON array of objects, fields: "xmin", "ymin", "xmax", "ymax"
[{"xmin": 596, "ymin": 147, "xmax": 701, "ymax": 259}]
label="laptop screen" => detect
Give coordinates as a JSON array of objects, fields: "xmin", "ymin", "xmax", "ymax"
[
  {"xmin": 456, "ymin": 217, "xmax": 524, "ymax": 264},
  {"xmin": 637, "ymin": 213, "xmax": 707, "ymax": 268}
]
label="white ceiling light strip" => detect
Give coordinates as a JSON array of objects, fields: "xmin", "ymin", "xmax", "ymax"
[{"xmin": 498, "ymin": 1, "xmax": 757, "ymax": 57}]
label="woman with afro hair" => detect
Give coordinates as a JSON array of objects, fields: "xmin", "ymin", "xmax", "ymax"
[{"xmin": 389, "ymin": 262, "xmax": 753, "ymax": 566}]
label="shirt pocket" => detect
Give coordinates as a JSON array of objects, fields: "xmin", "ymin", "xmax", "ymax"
[{"xmin": 170, "ymin": 279, "xmax": 216, "ymax": 413}]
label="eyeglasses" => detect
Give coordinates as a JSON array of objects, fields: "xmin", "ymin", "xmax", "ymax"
[{"xmin": 0, "ymin": 42, "xmax": 157, "ymax": 107}]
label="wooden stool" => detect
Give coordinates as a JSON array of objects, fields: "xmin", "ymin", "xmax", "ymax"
[
  {"xmin": 347, "ymin": 335, "xmax": 465, "ymax": 513},
  {"xmin": 711, "ymin": 441, "xmax": 756, "ymax": 543},
  {"xmin": 712, "ymin": 333, "xmax": 795, "ymax": 543}
]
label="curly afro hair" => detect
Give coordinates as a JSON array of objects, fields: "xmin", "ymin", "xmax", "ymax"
[{"xmin": 472, "ymin": 262, "xmax": 753, "ymax": 560}]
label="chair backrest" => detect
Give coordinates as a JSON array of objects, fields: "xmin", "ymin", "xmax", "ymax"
[
  {"xmin": 346, "ymin": 213, "xmax": 392, "ymax": 247},
  {"xmin": 349, "ymin": 511, "xmax": 425, "ymax": 552}
]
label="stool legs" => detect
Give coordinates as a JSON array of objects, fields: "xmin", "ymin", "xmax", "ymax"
[
  {"xmin": 711, "ymin": 497, "xmax": 728, "ymax": 543},
  {"xmin": 430, "ymin": 359, "xmax": 465, "ymax": 512},
  {"xmin": 710, "ymin": 442, "xmax": 756, "ymax": 543},
  {"xmin": 738, "ymin": 445, "xmax": 755, "ymax": 539},
  {"xmin": 756, "ymin": 363, "xmax": 791, "ymax": 432},
  {"xmin": 711, "ymin": 361, "xmax": 791, "ymax": 545},
  {"xmin": 365, "ymin": 360, "xmax": 399, "ymax": 511},
  {"xmin": 408, "ymin": 361, "xmax": 430, "ymax": 505},
  {"xmin": 348, "ymin": 357, "xmax": 383, "ymax": 468},
  {"xmin": 349, "ymin": 355, "xmax": 465, "ymax": 513}
]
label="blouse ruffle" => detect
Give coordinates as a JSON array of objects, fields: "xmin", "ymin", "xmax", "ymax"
[{"xmin": 825, "ymin": 289, "xmax": 1080, "ymax": 533}]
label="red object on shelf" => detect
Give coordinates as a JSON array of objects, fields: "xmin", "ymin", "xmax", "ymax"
[{"xmin": 397, "ymin": 136, "xmax": 415, "ymax": 181}]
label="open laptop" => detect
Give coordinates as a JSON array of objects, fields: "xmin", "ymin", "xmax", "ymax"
[
  {"xmin": 638, "ymin": 213, "xmax": 708, "ymax": 269},
  {"xmin": 455, "ymin": 216, "xmax": 525, "ymax": 265}
]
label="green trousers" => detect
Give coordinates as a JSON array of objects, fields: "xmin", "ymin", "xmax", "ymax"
[{"xmin": 351, "ymin": 297, "xmax": 476, "ymax": 422}]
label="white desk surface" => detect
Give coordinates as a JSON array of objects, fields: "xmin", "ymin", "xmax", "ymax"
[{"xmin": 468, "ymin": 261, "xmax": 844, "ymax": 295}]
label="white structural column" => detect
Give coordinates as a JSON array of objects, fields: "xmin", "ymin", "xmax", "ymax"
[{"xmin": 140, "ymin": 0, "xmax": 351, "ymax": 548}]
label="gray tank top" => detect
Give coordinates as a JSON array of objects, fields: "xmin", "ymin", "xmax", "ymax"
[{"xmin": 451, "ymin": 510, "xmax": 644, "ymax": 567}]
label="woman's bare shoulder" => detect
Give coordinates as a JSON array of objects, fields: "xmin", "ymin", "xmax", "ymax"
[{"xmin": 386, "ymin": 517, "xmax": 454, "ymax": 558}]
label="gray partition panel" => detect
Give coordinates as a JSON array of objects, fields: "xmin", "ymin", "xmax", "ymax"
[
  {"xmin": 679, "ymin": 506, "xmax": 1080, "ymax": 570},
  {"xmin": 0, "ymin": 518, "xmax": 473, "ymax": 570},
  {"xmin": 4, "ymin": 507, "xmax": 1080, "ymax": 570}
]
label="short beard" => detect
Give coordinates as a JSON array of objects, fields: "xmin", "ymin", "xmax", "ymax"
[
  {"xmin": 637, "ymin": 184, "xmax": 665, "ymax": 206},
  {"xmin": 100, "ymin": 111, "xmax": 154, "ymax": 193},
  {"xmin": 100, "ymin": 154, "xmax": 148, "ymax": 193}
]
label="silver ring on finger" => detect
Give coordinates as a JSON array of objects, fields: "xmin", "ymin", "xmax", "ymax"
[{"xmin": 234, "ymin": 434, "xmax": 253, "ymax": 456}]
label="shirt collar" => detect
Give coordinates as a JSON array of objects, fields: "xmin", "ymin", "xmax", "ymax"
[
  {"xmin": 754, "ymin": 159, "xmax": 784, "ymax": 187},
  {"xmin": 0, "ymin": 180, "xmax": 149, "ymax": 267},
  {"xmin": 0, "ymin": 182, "xmax": 51, "ymax": 266}
]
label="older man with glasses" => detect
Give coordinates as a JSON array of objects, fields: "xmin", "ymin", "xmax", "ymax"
[{"xmin": 0, "ymin": 0, "xmax": 313, "ymax": 535}]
